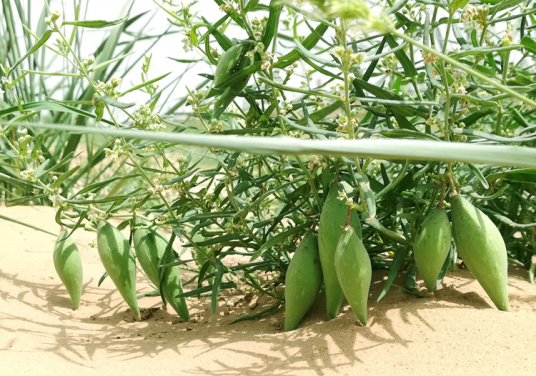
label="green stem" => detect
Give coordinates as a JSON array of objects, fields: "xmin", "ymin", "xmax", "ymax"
[
  {"xmin": 390, "ymin": 28, "xmax": 536, "ymax": 109},
  {"xmin": 440, "ymin": 63, "xmax": 451, "ymax": 141},
  {"xmin": 295, "ymin": 156, "xmax": 323, "ymax": 212},
  {"xmin": 496, "ymin": 50, "xmax": 511, "ymax": 135},
  {"xmin": 442, "ymin": 10, "xmax": 454, "ymax": 55}
]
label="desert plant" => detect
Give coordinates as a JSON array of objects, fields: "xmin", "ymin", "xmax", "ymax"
[{"xmin": 2, "ymin": 0, "xmax": 536, "ymax": 324}]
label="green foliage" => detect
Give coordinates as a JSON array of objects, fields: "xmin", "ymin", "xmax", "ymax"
[{"xmin": 1, "ymin": 0, "xmax": 536, "ymax": 324}]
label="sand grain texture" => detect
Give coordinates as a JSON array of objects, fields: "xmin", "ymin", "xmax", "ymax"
[{"xmin": 1, "ymin": 206, "xmax": 536, "ymax": 375}]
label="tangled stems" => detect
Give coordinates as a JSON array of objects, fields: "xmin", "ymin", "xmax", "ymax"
[
  {"xmin": 339, "ymin": 18, "xmax": 368, "ymax": 214},
  {"xmin": 4, "ymin": 0, "xmax": 536, "ymax": 307},
  {"xmin": 387, "ymin": 25, "xmax": 536, "ymax": 110}
]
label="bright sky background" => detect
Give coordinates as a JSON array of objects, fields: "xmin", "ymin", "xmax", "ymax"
[{"xmin": 26, "ymin": 0, "xmax": 268, "ymax": 115}]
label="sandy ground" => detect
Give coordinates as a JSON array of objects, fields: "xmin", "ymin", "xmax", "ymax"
[{"xmin": 1, "ymin": 206, "xmax": 536, "ymax": 375}]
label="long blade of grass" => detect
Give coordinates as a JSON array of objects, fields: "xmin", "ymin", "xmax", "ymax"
[{"xmin": 8, "ymin": 122, "xmax": 536, "ymax": 169}]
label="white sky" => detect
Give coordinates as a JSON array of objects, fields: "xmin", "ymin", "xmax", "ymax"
[
  {"xmin": 15, "ymin": 0, "xmax": 518, "ymax": 121},
  {"xmin": 24, "ymin": 0, "xmax": 260, "ymax": 115}
]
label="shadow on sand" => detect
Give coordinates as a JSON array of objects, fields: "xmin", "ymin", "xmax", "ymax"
[{"xmin": 1, "ymin": 266, "xmax": 535, "ymax": 375}]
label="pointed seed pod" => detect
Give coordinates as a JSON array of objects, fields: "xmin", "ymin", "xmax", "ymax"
[
  {"xmin": 335, "ymin": 227, "xmax": 371, "ymax": 326},
  {"xmin": 318, "ymin": 182, "xmax": 362, "ymax": 320},
  {"xmin": 413, "ymin": 208, "xmax": 451, "ymax": 292},
  {"xmin": 284, "ymin": 233, "xmax": 323, "ymax": 332},
  {"xmin": 213, "ymin": 41, "xmax": 254, "ymax": 110},
  {"xmin": 132, "ymin": 219, "xmax": 190, "ymax": 321},
  {"xmin": 451, "ymin": 195, "xmax": 509, "ymax": 311},
  {"xmin": 213, "ymin": 44, "xmax": 245, "ymax": 88},
  {"xmin": 97, "ymin": 221, "xmax": 140, "ymax": 316},
  {"xmin": 53, "ymin": 231, "xmax": 83, "ymax": 310}
]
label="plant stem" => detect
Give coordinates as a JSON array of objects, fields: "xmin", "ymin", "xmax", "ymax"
[
  {"xmin": 389, "ymin": 28, "xmax": 536, "ymax": 109},
  {"xmin": 442, "ymin": 10, "xmax": 454, "ymax": 55},
  {"xmin": 440, "ymin": 63, "xmax": 451, "ymax": 141},
  {"xmin": 496, "ymin": 50, "xmax": 511, "ymax": 135}
]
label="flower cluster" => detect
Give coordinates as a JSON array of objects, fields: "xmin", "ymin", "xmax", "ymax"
[
  {"xmin": 182, "ymin": 28, "xmax": 193, "ymax": 52},
  {"xmin": 330, "ymin": 75, "xmax": 355, "ymax": 98},
  {"xmin": 336, "ymin": 109, "xmax": 359, "ymax": 134},
  {"xmin": 162, "ymin": 1, "xmax": 195, "ymax": 50},
  {"xmin": 132, "ymin": 104, "xmax": 165, "ymax": 131},
  {"xmin": 176, "ymin": 155, "xmax": 189, "ymax": 171},
  {"xmin": 1, "ymin": 74, "xmax": 11, "ymax": 92},
  {"xmin": 208, "ymin": 119, "xmax": 224, "ymax": 133},
  {"xmin": 261, "ymin": 52, "xmax": 274, "ymax": 71},
  {"xmin": 308, "ymin": 156, "xmax": 328, "ymax": 170},
  {"xmin": 461, "ymin": 5, "xmax": 478, "ymax": 23},
  {"xmin": 333, "ymin": 46, "xmax": 364, "ymax": 69},
  {"xmin": 309, "ymin": 95, "xmax": 327, "ymax": 111},
  {"xmin": 20, "ymin": 168, "xmax": 36, "ymax": 182},
  {"xmin": 282, "ymin": 15, "xmax": 294, "ymax": 29},
  {"xmin": 148, "ymin": 185, "xmax": 164, "ymax": 195},
  {"xmin": 252, "ymin": 16, "xmax": 269, "ymax": 38},
  {"xmin": 476, "ymin": 5, "xmax": 490, "ymax": 27},
  {"xmin": 337, "ymin": 189, "xmax": 355, "ymax": 208},
  {"xmin": 401, "ymin": 1, "xmax": 427, "ymax": 24},
  {"xmin": 246, "ymin": 42, "xmax": 273, "ymax": 70},
  {"xmin": 81, "ymin": 56, "xmax": 95, "ymax": 69},
  {"xmin": 285, "ymin": 62, "xmax": 299, "ymax": 76},
  {"xmin": 425, "ymin": 116, "xmax": 444, "ymax": 132},
  {"xmin": 186, "ymin": 89, "xmax": 205, "ymax": 110},
  {"xmin": 449, "ymin": 68, "xmax": 468, "ymax": 95},
  {"xmin": 171, "ymin": 178, "xmax": 192, "ymax": 197},
  {"xmin": 55, "ymin": 38, "xmax": 70, "ymax": 56},
  {"xmin": 219, "ymin": 0, "xmax": 240, "ymax": 13},
  {"xmin": 279, "ymin": 100, "xmax": 293, "ymax": 116},
  {"xmin": 13, "ymin": 129, "xmax": 31, "ymax": 156},
  {"xmin": 104, "ymin": 139, "xmax": 128, "ymax": 163},
  {"xmin": 226, "ymin": 221, "xmax": 244, "ymax": 234},
  {"xmin": 48, "ymin": 194, "xmax": 64, "ymax": 209},
  {"xmin": 379, "ymin": 54, "xmax": 398, "ymax": 74},
  {"xmin": 461, "ymin": 4, "xmax": 490, "ymax": 29},
  {"xmin": 45, "ymin": 10, "xmax": 61, "ymax": 27},
  {"xmin": 422, "ymin": 48, "xmax": 438, "ymax": 64},
  {"xmin": 96, "ymin": 78, "xmax": 122, "ymax": 100}
]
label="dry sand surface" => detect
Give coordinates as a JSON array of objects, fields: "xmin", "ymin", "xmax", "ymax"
[{"xmin": 1, "ymin": 206, "xmax": 536, "ymax": 375}]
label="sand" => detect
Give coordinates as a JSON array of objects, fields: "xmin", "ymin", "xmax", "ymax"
[{"xmin": 1, "ymin": 206, "xmax": 536, "ymax": 375}]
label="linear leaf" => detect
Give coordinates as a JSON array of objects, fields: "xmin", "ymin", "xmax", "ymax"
[
  {"xmin": 250, "ymin": 224, "xmax": 308, "ymax": 261},
  {"xmin": 10, "ymin": 30, "xmax": 53, "ymax": 72},
  {"xmin": 62, "ymin": 15, "xmax": 129, "ymax": 28},
  {"xmin": 8, "ymin": 122, "xmax": 536, "ymax": 168},
  {"xmin": 377, "ymin": 247, "xmax": 409, "ymax": 301},
  {"xmin": 96, "ymin": 95, "xmax": 135, "ymax": 109}
]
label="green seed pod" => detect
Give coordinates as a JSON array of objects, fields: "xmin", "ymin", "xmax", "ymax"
[
  {"xmin": 451, "ymin": 195, "xmax": 509, "ymax": 311},
  {"xmin": 413, "ymin": 208, "xmax": 451, "ymax": 292},
  {"xmin": 213, "ymin": 44, "xmax": 245, "ymax": 88},
  {"xmin": 213, "ymin": 41, "xmax": 254, "ymax": 111},
  {"xmin": 53, "ymin": 231, "xmax": 83, "ymax": 310},
  {"xmin": 318, "ymin": 182, "xmax": 362, "ymax": 320},
  {"xmin": 92, "ymin": 94, "xmax": 105, "ymax": 122},
  {"xmin": 335, "ymin": 227, "xmax": 371, "ymax": 326},
  {"xmin": 284, "ymin": 232, "xmax": 323, "ymax": 332},
  {"xmin": 97, "ymin": 221, "xmax": 140, "ymax": 316},
  {"xmin": 132, "ymin": 219, "xmax": 190, "ymax": 321}
]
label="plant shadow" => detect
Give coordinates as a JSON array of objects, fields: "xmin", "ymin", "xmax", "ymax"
[{"xmin": 1, "ymin": 265, "xmax": 536, "ymax": 375}]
